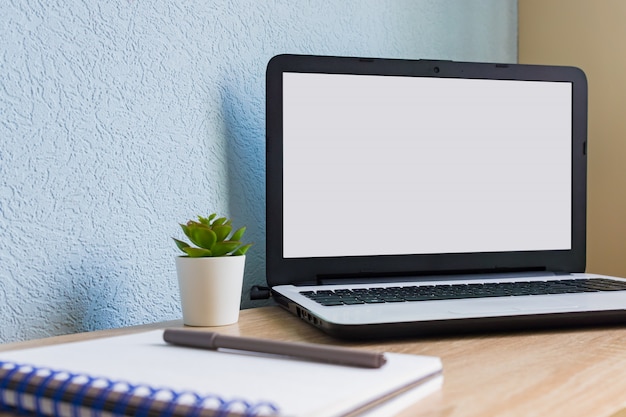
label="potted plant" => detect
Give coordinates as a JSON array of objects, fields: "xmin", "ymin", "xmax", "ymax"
[{"xmin": 173, "ymin": 214, "xmax": 252, "ymax": 326}]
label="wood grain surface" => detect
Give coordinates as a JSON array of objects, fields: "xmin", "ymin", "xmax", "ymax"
[{"xmin": 2, "ymin": 306, "xmax": 626, "ymax": 417}]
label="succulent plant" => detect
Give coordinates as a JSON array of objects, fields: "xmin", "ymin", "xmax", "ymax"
[{"xmin": 173, "ymin": 214, "xmax": 252, "ymax": 257}]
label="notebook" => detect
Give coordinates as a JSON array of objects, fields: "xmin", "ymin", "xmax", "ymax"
[
  {"xmin": 0, "ymin": 330, "xmax": 442, "ymax": 417},
  {"xmin": 265, "ymin": 53, "xmax": 626, "ymax": 339}
]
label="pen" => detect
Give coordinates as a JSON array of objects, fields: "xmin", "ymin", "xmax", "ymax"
[{"xmin": 162, "ymin": 328, "xmax": 387, "ymax": 369}]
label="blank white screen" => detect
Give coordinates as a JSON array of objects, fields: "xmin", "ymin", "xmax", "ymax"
[{"xmin": 282, "ymin": 73, "xmax": 572, "ymax": 258}]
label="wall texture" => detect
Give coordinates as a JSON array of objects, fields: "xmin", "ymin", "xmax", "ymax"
[{"xmin": 0, "ymin": 0, "xmax": 517, "ymax": 343}]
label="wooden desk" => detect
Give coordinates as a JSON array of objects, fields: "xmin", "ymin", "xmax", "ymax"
[{"xmin": 2, "ymin": 305, "xmax": 626, "ymax": 417}]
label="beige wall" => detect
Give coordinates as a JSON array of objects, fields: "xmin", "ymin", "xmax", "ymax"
[{"xmin": 519, "ymin": 0, "xmax": 626, "ymax": 276}]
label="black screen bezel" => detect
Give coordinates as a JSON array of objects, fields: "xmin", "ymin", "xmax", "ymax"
[{"xmin": 266, "ymin": 54, "xmax": 588, "ymax": 286}]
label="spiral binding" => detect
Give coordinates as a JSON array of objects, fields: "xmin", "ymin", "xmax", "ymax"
[{"xmin": 0, "ymin": 360, "xmax": 280, "ymax": 417}]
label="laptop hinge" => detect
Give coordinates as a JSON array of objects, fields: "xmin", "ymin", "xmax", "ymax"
[{"xmin": 316, "ymin": 267, "xmax": 549, "ymax": 285}]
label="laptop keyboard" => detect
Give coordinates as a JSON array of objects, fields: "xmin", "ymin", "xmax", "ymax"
[{"xmin": 300, "ymin": 278, "xmax": 626, "ymax": 306}]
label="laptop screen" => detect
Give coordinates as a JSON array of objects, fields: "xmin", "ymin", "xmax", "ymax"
[
  {"xmin": 266, "ymin": 55, "xmax": 588, "ymax": 285},
  {"xmin": 283, "ymin": 73, "xmax": 572, "ymax": 258}
]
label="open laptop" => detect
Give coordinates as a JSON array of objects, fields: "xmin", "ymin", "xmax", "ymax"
[{"xmin": 265, "ymin": 53, "xmax": 626, "ymax": 339}]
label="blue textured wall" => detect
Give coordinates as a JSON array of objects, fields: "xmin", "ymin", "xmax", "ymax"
[{"xmin": 0, "ymin": 0, "xmax": 517, "ymax": 343}]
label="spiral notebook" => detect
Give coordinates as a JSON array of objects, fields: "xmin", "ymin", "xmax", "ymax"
[{"xmin": 0, "ymin": 330, "xmax": 442, "ymax": 417}]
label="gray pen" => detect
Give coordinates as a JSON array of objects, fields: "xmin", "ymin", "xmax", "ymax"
[{"xmin": 162, "ymin": 328, "xmax": 387, "ymax": 368}]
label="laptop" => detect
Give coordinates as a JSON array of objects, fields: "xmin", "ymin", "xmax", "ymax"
[{"xmin": 265, "ymin": 53, "xmax": 626, "ymax": 339}]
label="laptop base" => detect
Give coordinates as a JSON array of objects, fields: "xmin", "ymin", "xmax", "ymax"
[{"xmin": 273, "ymin": 290, "xmax": 626, "ymax": 340}]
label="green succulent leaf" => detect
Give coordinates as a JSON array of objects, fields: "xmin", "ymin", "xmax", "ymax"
[
  {"xmin": 232, "ymin": 243, "xmax": 252, "ymax": 256},
  {"xmin": 182, "ymin": 247, "xmax": 213, "ymax": 257},
  {"xmin": 180, "ymin": 223, "xmax": 192, "ymax": 239},
  {"xmin": 212, "ymin": 217, "xmax": 227, "ymax": 227},
  {"xmin": 231, "ymin": 226, "xmax": 246, "ymax": 242},
  {"xmin": 190, "ymin": 225, "xmax": 217, "ymax": 250},
  {"xmin": 173, "ymin": 238, "xmax": 190, "ymax": 253},
  {"xmin": 174, "ymin": 214, "xmax": 252, "ymax": 257},
  {"xmin": 211, "ymin": 240, "xmax": 241, "ymax": 257},
  {"xmin": 213, "ymin": 224, "xmax": 232, "ymax": 242}
]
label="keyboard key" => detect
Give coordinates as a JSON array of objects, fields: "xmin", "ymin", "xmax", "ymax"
[{"xmin": 298, "ymin": 278, "xmax": 626, "ymax": 306}]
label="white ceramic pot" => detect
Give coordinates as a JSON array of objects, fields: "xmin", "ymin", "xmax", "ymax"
[{"xmin": 175, "ymin": 255, "xmax": 245, "ymax": 326}]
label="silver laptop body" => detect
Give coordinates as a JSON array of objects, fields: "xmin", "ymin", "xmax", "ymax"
[{"xmin": 265, "ymin": 54, "xmax": 626, "ymax": 339}]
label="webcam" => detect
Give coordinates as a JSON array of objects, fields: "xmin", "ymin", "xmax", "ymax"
[{"xmin": 433, "ymin": 66, "xmax": 440, "ymax": 73}]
